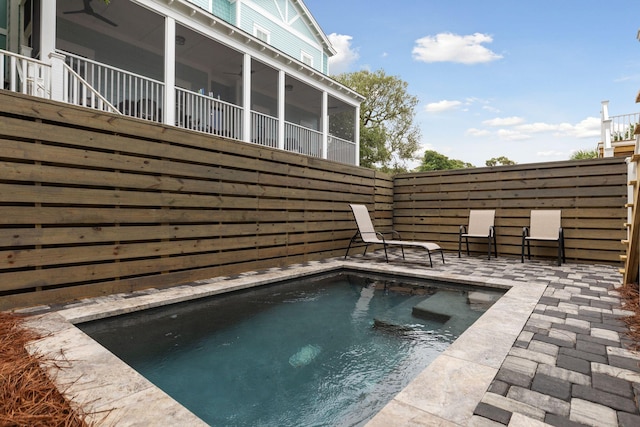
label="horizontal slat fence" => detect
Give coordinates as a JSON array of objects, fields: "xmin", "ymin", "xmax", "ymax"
[
  {"xmin": 393, "ymin": 159, "xmax": 627, "ymax": 264},
  {"xmin": 0, "ymin": 91, "xmax": 627, "ymax": 310},
  {"xmin": 0, "ymin": 91, "xmax": 392, "ymax": 310}
]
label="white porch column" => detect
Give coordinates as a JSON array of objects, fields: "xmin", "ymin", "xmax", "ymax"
[
  {"xmin": 321, "ymin": 91, "xmax": 328, "ymax": 159},
  {"xmin": 242, "ymin": 53, "xmax": 252, "ymax": 142},
  {"xmin": 39, "ymin": 0, "xmax": 56, "ymax": 60},
  {"xmin": 277, "ymin": 70, "xmax": 285, "ymax": 150},
  {"xmin": 163, "ymin": 16, "xmax": 176, "ymax": 127},
  {"xmin": 354, "ymin": 105, "xmax": 360, "ymax": 166},
  {"xmin": 48, "ymin": 52, "xmax": 65, "ymax": 101}
]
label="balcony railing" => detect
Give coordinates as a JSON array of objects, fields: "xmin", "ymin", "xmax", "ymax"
[
  {"xmin": 251, "ymin": 111, "xmax": 278, "ymax": 148},
  {"xmin": 63, "ymin": 51, "xmax": 164, "ymax": 122},
  {"xmin": 176, "ymin": 88, "xmax": 243, "ymax": 140},
  {"xmin": 1, "ymin": 48, "xmax": 358, "ymax": 165},
  {"xmin": 328, "ymin": 135, "xmax": 357, "ymax": 165},
  {"xmin": 285, "ymin": 122, "xmax": 322, "ymax": 157},
  {"xmin": 1, "ymin": 50, "xmax": 50, "ymax": 98}
]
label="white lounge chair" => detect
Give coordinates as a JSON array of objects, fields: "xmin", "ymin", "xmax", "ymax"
[
  {"xmin": 344, "ymin": 204, "xmax": 444, "ymax": 267},
  {"xmin": 521, "ymin": 210, "xmax": 565, "ymax": 265},
  {"xmin": 458, "ymin": 210, "xmax": 497, "ymax": 260}
]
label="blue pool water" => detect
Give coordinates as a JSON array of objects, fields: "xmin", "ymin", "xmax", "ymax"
[{"xmin": 80, "ymin": 272, "xmax": 503, "ymax": 426}]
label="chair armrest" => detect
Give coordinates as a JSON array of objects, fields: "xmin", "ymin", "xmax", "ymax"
[
  {"xmin": 459, "ymin": 225, "xmax": 467, "ymax": 235},
  {"xmin": 489, "ymin": 225, "xmax": 495, "ymax": 237},
  {"xmin": 522, "ymin": 226, "xmax": 530, "ymax": 237}
]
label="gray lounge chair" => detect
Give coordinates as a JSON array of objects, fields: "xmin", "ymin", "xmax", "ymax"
[
  {"xmin": 344, "ymin": 204, "xmax": 444, "ymax": 267},
  {"xmin": 521, "ymin": 210, "xmax": 565, "ymax": 266},
  {"xmin": 458, "ymin": 209, "xmax": 497, "ymax": 260}
]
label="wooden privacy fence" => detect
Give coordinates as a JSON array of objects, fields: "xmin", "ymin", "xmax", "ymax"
[
  {"xmin": 0, "ymin": 91, "xmax": 628, "ymax": 310},
  {"xmin": 393, "ymin": 159, "xmax": 627, "ymax": 264},
  {"xmin": 0, "ymin": 91, "xmax": 392, "ymax": 310}
]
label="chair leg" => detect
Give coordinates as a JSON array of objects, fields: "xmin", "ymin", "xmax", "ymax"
[
  {"xmin": 382, "ymin": 243, "xmax": 389, "ymax": 262},
  {"xmin": 440, "ymin": 250, "xmax": 445, "ymax": 264},
  {"xmin": 487, "ymin": 236, "xmax": 491, "ymax": 260},
  {"xmin": 493, "ymin": 234, "xmax": 498, "ymax": 258},
  {"xmin": 458, "ymin": 233, "xmax": 462, "ymax": 258},
  {"xmin": 427, "ymin": 251, "xmax": 433, "ymax": 268},
  {"xmin": 521, "ymin": 235, "xmax": 525, "ymax": 263},
  {"xmin": 400, "ymin": 246, "xmax": 406, "ymax": 260},
  {"xmin": 344, "ymin": 232, "xmax": 358, "ymax": 259},
  {"xmin": 527, "ymin": 240, "xmax": 531, "ymax": 260},
  {"xmin": 465, "ymin": 236, "xmax": 470, "ymax": 256},
  {"xmin": 557, "ymin": 242, "xmax": 561, "ymax": 266}
]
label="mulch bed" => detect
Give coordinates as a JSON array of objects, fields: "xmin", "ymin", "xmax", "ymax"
[
  {"xmin": 0, "ymin": 312, "xmax": 89, "ymax": 427},
  {"xmin": 620, "ymin": 283, "xmax": 640, "ymax": 351}
]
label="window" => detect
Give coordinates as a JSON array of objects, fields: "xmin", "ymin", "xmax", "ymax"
[
  {"xmin": 301, "ymin": 51, "xmax": 313, "ymax": 67},
  {"xmin": 254, "ymin": 24, "xmax": 270, "ymax": 43}
]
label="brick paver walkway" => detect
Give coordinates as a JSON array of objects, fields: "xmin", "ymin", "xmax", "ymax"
[{"xmin": 347, "ymin": 250, "xmax": 640, "ymax": 426}]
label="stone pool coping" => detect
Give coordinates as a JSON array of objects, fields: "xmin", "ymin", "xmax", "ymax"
[{"xmin": 21, "ymin": 256, "xmax": 549, "ymax": 426}]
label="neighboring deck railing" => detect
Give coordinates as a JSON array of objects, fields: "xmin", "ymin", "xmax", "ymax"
[
  {"xmin": 1, "ymin": 50, "xmax": 51, "ymax": 98},
  {"xmin": 611, "ymin": 113, "xmax": 639, "ymax": 141}
]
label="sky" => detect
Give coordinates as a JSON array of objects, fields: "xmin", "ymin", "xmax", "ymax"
[{"xmin": 304, "ymin": 0, "xmax": 640, "ymax": 168}]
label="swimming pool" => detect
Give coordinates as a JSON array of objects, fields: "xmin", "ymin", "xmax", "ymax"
[{"xmin": 79, "ymin": 272, "xmax": 504, "ymax": 426}]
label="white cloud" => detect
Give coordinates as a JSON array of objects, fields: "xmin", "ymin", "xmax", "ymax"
[
  {"xmin": 516, "ymin": 122, "xmax": 560, "ymax": 133},
  {"xmin": 466, "ymin": 128, "xmax": 491, "ymax": 137},
  {"xmin": 497, "ymin": 129, "xmax": 531, "ymax": 141},
  {"xmin": 412, "ymin": 32, "xmax": 503, "ymax": 64},
  {"xmin": 328, "ymin": 33, "xmax": 359, "ymax": 74},
  {"xmin": 537, "ymin": 150, "xmax": 566, "ymax": 157},
  {"xmin": 425, "ymin": 100, "xmax": 462, "ymax": 113},
  {"xmin": 559, "ymin": 117, "xmax": 601, "ymax": 138},
  {"xmin": 483, "ymin": 116, "xmax": 525, "ymax": 127}
]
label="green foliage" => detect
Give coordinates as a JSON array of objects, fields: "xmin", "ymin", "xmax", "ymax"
[
  {"xmin": 612, "ymin": 123, "xmax": 637, "ymax": 142},
  {"xmin": 485, "ymin": 156, "xmax": 517, "ymax": 167},
  {"xmin": 570, "ymin": 149, "xmax": 598, "ymax": 160},
  {"xmin": 417, "ymin": 150, "xmax": 474, "ymax": 171},
  {"xmin": 333, "ymin": 70, "xmax": 421, "ymax": 174}
]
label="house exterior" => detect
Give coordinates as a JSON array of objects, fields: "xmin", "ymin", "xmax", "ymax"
[{"xmin": 0, "ymin": 0, "xmax": 363, "ymax": 165}]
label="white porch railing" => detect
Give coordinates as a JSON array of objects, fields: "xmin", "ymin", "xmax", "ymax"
[
  {"xmin": 61, "ymin": 61, "xmax": 119, "ymax": 113},
  {"xmin": 251, "ymin": 111, "xmax": 278, "ymax": 148},
  {"xmin": 1, "ymin": 48, "xmax": 358, "ymax": 165},
  {"xmin": 611, "ymin": 113, "xmax": 640, "ymax": 141},
  {"xmin": 285, "ymin": 122, "xmax": 322, "ymax": 157},
  {"xmin": 62, "ymin": 51, "xmax": 164, "ymax": 122},
  {"xmin": 328, "ymin": 135, "xmax": 357, "ymax": 165},
  {"xmin": 0, "ymin": 50, "xmax": 51, "ymax": 98},
  {"xmin": 176, "ymin": 88, "xmax": 243, "ymax": 140}
]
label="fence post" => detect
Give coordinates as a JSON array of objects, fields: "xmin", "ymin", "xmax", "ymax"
[{"xmin": 601, "ymin": 100, "xmax": 613, "ymax": 157}]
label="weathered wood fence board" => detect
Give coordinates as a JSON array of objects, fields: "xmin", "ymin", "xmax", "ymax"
[
  {"xmin": 394, "ymin": 159, "xmax": 627, "ymax": 263},
  {"xmin": 0, "ymin": 91, "xmax": 388, "ymax": 309},
  {"xmin": 0, "ymin": 91, "xmax": 627, "ymax": 310}
]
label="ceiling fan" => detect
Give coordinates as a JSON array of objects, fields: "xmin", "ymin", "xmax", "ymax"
[
  {"xmin": 223, "ymin": 69, "xmax": 256, "ymax": 77},
  {"xmin": 64, "ymin": 0, "xmax": 118, "ymax": 27}
]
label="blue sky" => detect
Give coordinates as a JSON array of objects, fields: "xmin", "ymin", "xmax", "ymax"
[{"xmin": 304, "ymin": 0, "xmax": 640, "ymax": 168}]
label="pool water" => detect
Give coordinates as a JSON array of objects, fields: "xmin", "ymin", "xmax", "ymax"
[{"xmin": 80, "ymin": 273, "xmax": 503, "ymax": 426}]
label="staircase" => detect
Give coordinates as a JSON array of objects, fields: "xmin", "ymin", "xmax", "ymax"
[{"xmin": 622, "ymin": 140, "xmax": 640, "ymax": 288}]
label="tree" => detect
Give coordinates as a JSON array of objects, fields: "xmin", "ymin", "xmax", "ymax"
[
  {"xmin": 485, "ymin": 156, "xmax": 516, "ymax": 167},
  {"xmin": 417, "ymin": 150, "xmax": 474, "ymax": 171},
  {"xmin": 570, "ymin": 149, "xmax": 598, "ymax": 160},
  {"xmin": 333, "ymin": 70, "xmax": 421, "ymax": 173}
]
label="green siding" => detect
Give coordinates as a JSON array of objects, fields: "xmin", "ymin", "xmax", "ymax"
[{"xmin": 241, "ymin": 3, "xmax": 323, "ymax": 72}]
